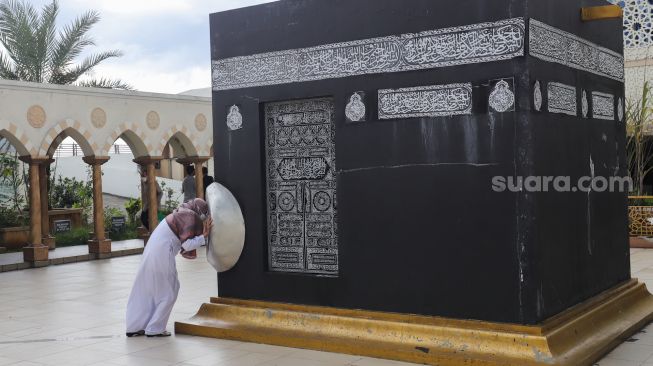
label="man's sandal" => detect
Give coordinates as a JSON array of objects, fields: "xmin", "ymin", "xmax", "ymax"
[
  {"xmin": 126, "ymin": 330, "xmax": 145, "ymax": 337},
  {"xmin": 146, "ymin": 331, "xmax": 172, "ymax": 337}
]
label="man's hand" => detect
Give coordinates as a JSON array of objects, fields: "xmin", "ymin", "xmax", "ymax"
[{"xmin": 203, "ymin": 217, "xmax": 214, "ymax": 238}]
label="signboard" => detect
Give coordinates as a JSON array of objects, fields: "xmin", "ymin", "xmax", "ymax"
[
  {"xmin": 53, "ymin": 219, "xmax": 71, "ymax": 234},
  {"xmin": 111, "ymin": 216, "xmax": 126, "ymax": 233}
]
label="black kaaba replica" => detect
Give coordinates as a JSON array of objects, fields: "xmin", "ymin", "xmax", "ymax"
[{"xmin": 176, "ymin": 1, "xmax": 653, "ymax": 365}]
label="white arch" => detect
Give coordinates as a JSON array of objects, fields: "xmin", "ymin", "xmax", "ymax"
[
  {"xmin": 102, "ymin": 122, "xmax": 151, "ymax": 157},
  {"xmin": 0, "ymin": 122, "xmax": 37, "ymax": 157},
  {"xmin": 40, "ymin": 119, "xmax": 95, "ymax": 157},
  {"xmin": 156, "ymin": 124, "xmax": 199, "ymax": 157}
]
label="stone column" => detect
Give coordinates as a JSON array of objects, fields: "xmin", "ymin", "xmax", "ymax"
[
  {"xmin": 134, "ymin": 156, "xmax": 164, "ymax": 237},
  {"xmin": 194, "ymin": 161, "xmax": 205, "ymax": 200},
  {"xmin": 19, "ymin": 157, "xmax": 49, "ymax": 266},
  {"xmin": 147, "ymin": 162, "xmax": 158, "ymax": 231},
  {"xmin": 83, "ymin": 156, "xmax": 111, "ymax": 259},
  {"xmin": 39, "ymin": 159, "xmax": 55, "ymax": 250}
]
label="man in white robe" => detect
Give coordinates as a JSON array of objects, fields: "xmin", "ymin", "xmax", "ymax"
[{"xmin": 126, "ymin": 199, "xmax": 212, "ymax": 337}]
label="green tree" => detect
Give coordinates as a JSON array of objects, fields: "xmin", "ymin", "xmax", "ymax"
[{"xmin": 0, "ymin": 0, "xmax": 131, "ymax": 89}]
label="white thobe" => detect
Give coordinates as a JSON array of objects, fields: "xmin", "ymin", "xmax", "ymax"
[{"xmin": 125, "ymin": 220, "xmax": 205, "ymax": 335}]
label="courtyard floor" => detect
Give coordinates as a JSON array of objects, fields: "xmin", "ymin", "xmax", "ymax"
[
  {"xmin": 0, "ymin": 240, "xmax": 144, "ymax": 272},
  {"xmin": 1, "ymin": 250, "xmax": 653, "ymax": 366}
]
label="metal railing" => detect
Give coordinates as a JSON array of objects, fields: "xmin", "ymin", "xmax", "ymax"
[
  {"xmin": 629, "ymin": 196, "xmax": 653, "ymax": 237},
  {"xmin": 53, "ymin": 143, "xmax": 131, "ymax": 158}
]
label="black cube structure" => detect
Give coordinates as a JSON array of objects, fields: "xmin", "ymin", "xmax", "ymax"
[{"xmin": 177, "ymin": 1, "xmax": 653, "ymax": 365}]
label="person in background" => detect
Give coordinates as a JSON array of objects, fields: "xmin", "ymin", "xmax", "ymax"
[
  {"xmin": 203, "ymin": 167, "xmax": 214, "ymax": 197},
  {"xmin": 140, "ymin": 167, "xmax": 163, "ymax": 230},
  {"xmin": 182, "ymin": 165, "xmax": 196, "ymax": 203},
  {"xmin": 126, "ymin": 199, "xmax": 213, "ymax": 337}
]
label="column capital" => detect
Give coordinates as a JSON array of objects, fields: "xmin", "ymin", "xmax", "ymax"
[
  {"xmin": 18, "ymin": 156, "xmax": 51, "ymax": 165},
  {"xmin": 82, "ymin": 156, "xmax": 111, "ymax": 166},
  {"xmin": 176, "ymin": 156, "xmax": 211, "ymax": 165},
  {"xmin": 133, "ymin": 156, "xmax": 164, "ymax": 165}
]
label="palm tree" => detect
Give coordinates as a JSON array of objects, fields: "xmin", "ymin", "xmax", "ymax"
[{"xmin": 0, "ymin": 0, "xmax": 131, "ymax": 89}]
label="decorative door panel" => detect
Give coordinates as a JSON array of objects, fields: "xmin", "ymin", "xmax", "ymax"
[{"xmin": 265, "ymin": 98, "xmax": 338, "ymax": 275}]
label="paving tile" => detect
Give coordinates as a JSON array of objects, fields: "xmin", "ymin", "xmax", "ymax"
[
  {"xmin": 286, "ymin": 349, "xmax": 363, "ymax": 364},
  {"xmin": 257, "ymin": 356, "xmax": 352, "ymax": 366},
  {"xmin": 6, "ymin": 326, "xmax": 83, "ymax": 339},
  {"xmin": 597, "ymin": 357, "xmax": 644, "ymax": 366},
  {"xmin": 128, "ymin": 343, "xmax": 225, "ymax": 364},
  {"xmin": 213, "ymin": 352, "xmax": 284, "ymax": 366},
  {"xmin": 3, "ymin": 244, "xmax": 653, "ymax": 366},
  {"xmin": 82, "ymin": 337, "xmax": 165, "ymax": 354},
  {"xmin": 230, "ymin": 342, "xmax": 296, "ymax": 357},
  {"xmin": 606, "ymin": 342, "xmax": 653, "ymax": 362},
  {"xmin": 0, "ymin": 342, "xmax": 76, "ymax": 361},
  {"xmin": 350, "ymin": 357, "xmax": 420, "ymax": 366},
  {"xmin": 104, "ymin": 355, "xmax": 176, "ymax": 366},
  {"xmin": 180, "ymin": 349, "xmax": 249, "ymax": 366},
  {"xmin": 31, "ymin": 348, "xmax": 124, "ymax": 366},
  {"xmin": 0, "ymin": 356, "xmax": 20, "ymax": 366}
]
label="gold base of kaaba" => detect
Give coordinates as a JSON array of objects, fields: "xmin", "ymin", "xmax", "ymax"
[{"xmin": 175, "ymin": 279, "xmax": 653, "ymax": 366}]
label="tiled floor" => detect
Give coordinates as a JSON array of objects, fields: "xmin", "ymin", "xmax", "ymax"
[{"xmin": 1, "ymin": 249, "xmax": 653, "ymax": 366}]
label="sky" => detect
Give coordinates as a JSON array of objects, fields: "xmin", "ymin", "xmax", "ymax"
[{"xmin": 26, "ymin": 0, "xmax": 278, "ymax": 94}]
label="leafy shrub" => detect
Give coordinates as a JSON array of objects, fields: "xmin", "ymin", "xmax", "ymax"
[
  {"xmin": 0, "ymin": 152, "xmax": 29, "ymax": 228},
  {"xmin": 159, "ymin": 181, "xmax": 179, "ymax": 215},
  {"xmin": 55, "ymin": 227, "xmax": 91, "ymax": 247},
  {"xmin": 104, "ymin": 206, "xmax": 139, "ymax": 241},
  {"xmin": 124, "ymin": 198, "xmax": 141, "ymax": 226},
  {"xmin": 50, "ymin": 176, "xmax": 93, "ymax": 224},
  {"xmin": 0, "ymin": 153, "xmax": 27, "ymax": 212},
  {"xmin": 0, "ymin": 205, "xmax": 27, "ymax": 228},
  {"xmin": 103, "ymin": 206, "xmax": 124, "ymax": 232},
  {"xmin": 629, "ymin": 198, "xmax": 653, "ymax": 206},
  {"xmin": 50, "ymin": 176, "xmax": 92, "ymax": 209},
  {"xmin": 107, "ymin": 222, "xmax": 139, "ymax": 241}
]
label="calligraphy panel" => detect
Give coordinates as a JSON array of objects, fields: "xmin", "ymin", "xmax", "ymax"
[
  {"xmin": 529, "ymin": 19, "xmax": 624, "ymax": 82},
  {"xmin": 378, "ymin": 83, "xmax": 473, "ymax": 119},
  {"xmin": 213, "ymin": 18, "xmax": 525, "ymax": 90},
  {"xmin": 265, "ymin": 98, "xmax": 338, "ymax": 275},
  {"xmin": 547, "ymin": 82, "xmax": 577, "ymax": 116},
  {"xmin": 592, "ymin": 91, "xmax": 615, "ymax": 121}
]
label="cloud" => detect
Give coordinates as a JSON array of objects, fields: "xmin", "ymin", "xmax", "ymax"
[
  {"xmin": 67, "ymin": 0, "xmax": 194, "ymax": 16},
  {"xmin": 65, "ymin": 0, "xmax": 276, "ymax": 18},
  {"xmin": 24, "ymin": 0, "xmax": 278, "ymax": 93},
  {"xmin": 86, "ymin": 61, "xmax": 210, "ymax": 95}
]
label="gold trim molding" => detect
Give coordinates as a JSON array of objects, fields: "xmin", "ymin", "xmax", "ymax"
[
  {"xmin": 581, "ymin": 5, "xmax": 623, "ymax": 22},
  {"xmin": 176, "ymin": 279, "xmax": 653, "ymax": 366}
]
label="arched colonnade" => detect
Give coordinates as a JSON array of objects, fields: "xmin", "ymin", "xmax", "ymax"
[{"xmin": 0, "ymin": 80, "xmax": 213, "ymax": 265}]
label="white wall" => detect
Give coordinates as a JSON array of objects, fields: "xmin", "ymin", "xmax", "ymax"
[
  {"xmin": 0, "ymin": 79, "xmax": 212, "ymax": 158},
  {"xmin": 52, "ymin": 155, "xmax": 185, "ymax": 205}
]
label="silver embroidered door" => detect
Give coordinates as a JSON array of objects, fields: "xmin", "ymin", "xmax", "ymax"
[{"xmin": 265, "ymin": 98, "xmax": 338, "ymax": 275}]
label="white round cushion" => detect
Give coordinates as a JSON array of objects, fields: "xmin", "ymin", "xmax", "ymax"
[{"xmin": 205, "ymin": 182, "xmax": 245, "ymax": 272}]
